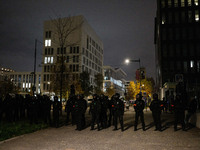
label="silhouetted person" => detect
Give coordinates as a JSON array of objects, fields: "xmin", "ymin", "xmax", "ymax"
[
  {"xmin": 112, "ymin": 93, "xmax": 124, "ymax": 131},
  {"xmin": 108, "ymin": 95, "xmax": 114, "ymax": 127},
  {"xmin": 66, "ymin": 94, "xmax": 76, "ymax": 125},
  {"xmin": 185, "ymin": 97, "xmax": 197, "ymax": 127},
  {"xmin": 100, "ymin": 94, "xmax": 108, "ymax": 129},
  {"xmin": 150, "ymin": 93, "xmax": 162, "ymax": 131},
  {"xmin": 134, "ymin": 93, "xmax": 145, "ymax": 131},
  {"xmin": 173, "ymin": 94, "xmax": 185, "ymax": 131},
  {"xmin": 53, "ymin": 96, "xmax": 61, "ymax": 128},
  {"xmin": 90, "ymin": 94, "xmax": 101, "ymax": 130}
]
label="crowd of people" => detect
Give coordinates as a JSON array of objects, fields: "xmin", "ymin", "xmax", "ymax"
[{"xmin": 0, "ymin": 91, "xmax": 199, "ymax": 132}]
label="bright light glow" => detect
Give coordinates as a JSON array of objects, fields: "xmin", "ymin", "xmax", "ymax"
[
  {"xmin": 45, "ymin": 39, "xmax": 51, "ymax": 47},
  {"xmin": 26, "ymin": 83, "xmax": 28, "ymax": 88},
  {"xmin": 44, "ymin": 57, "xmax": 47, "ymax": 64},
  {"xmin": 23, "ymin": 83, "xmax": 25, "ymax": 88},
  {"xmin": 125, "ymin": 59, "xmax": 130, "ymax": 64},
  {"xmin": 48, "ymin": 57, "xmax": 50, "ymax": 63},
  {"xmin": 29, "ymin": 83, "xmax": 31, "ymax": 88},
  {"xmin": 51, "ymin": 57, "xmax": 53, "ymax": 63},
  {"xmin": 47, "ymin": 82, "xmax": 50, "ymax": 84},
  {"xmin": 195, "ymin": 11, "xmax": 199, "ymax": 22},
  {"xmin": 190, "ymin": 60, "xmax": 194, "ymax": 68}
]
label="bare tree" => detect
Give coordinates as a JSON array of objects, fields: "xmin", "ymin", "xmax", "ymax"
[{"xmin": 50, "ymin": 16, "xmax": 84, "ymax": 103}]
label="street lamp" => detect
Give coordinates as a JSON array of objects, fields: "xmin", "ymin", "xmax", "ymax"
[{"xmin": 124, "ymin": 58, "xmax": 142, "ymax": 93}]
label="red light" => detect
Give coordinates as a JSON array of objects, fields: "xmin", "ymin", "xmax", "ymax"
[
  {"xmin": 73, "ymin": 105, "xmax": 75, "ymax": 108},
  {"xmin": 161, "ymin": 104, "xmax": 163, "ymax": 107},
  {"xmin": 134, "ymin": 104, "xmax": 137, "ymax": 106},
  {"xmin": 112, "ymin": 105, "xmax": 114, "ymax": 107},
  {"xmin": 171, "ymin": 105, "xmax": 174, "ymax": 107}
]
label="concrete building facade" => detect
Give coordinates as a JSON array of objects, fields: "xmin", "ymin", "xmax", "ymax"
[
  {"xmin": 103, "ymin": 66, "xmax": 127, "ymax": 97},
  {"xmin": 42, "ymin": 15, "xmax": 103, "ymax": 95},
  {"xmin": 155, "ymin": 0, "xmax": 200, "ymax": 98}
]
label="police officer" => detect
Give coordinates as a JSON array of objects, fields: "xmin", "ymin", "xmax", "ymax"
[
  {"xmin": 74, "ymin": 94, "xmax": 87, "ymax": 131},
  {"xmin": 112, "ymin": 93, "xmax": 124, "ymax": 131},
  {"xmin": 173, "ymin": 94, "xmax": 185, "ymax": 131},
  {"xmin": 134, "ymin": 93, "xmax": 145, "ymax": 131},
  {"xmin": 100, "ymin": 94, "xmax": 108, "ymax": 129},
  {"xmin": 90, "ymin": 94, "xmax": 101, "ymax": 130},
  {"xmin": 150, "ymin": 93, "xmax": 162, "ymax": 131},
  {"xmin": 66, "ymin": 94, "xmax": 75, "ymax": 125},
  {"xmin": 53, "ymin": 96, "xmax": 61, "ymax": 128}
]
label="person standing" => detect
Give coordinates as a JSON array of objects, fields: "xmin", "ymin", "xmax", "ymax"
[
  {"xmin": 112, "ymin": 93, "xmax": 124, "ymax": 131},
  {"xmin": 173, "ymin": 94, "xmax": 186, "ymax": 131},
  {"xmin": 150, "ymin": 93, "xmax": 162, "ymax": 131},
  {"xmin": 90, "ymin": 94, "xmax": 101, "ymax": 130},
  {"xmin": 53, "ymin": 96, "xmax": 61, "ymax": 128},
  {"xmin": 134, "ymin": 93, "xmax": 145, "ymax": 131}
]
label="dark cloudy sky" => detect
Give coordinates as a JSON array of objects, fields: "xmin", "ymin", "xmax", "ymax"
[{"xmin": 0, "ymin": 0, "xmax": 156, "ymax": 81}]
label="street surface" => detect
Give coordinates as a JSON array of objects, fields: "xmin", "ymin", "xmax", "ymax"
[{"xmin": 0, "ymin": 107, "xmax": 200, "ymax": 150}]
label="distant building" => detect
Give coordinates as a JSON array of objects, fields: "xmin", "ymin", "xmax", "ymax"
[
  {"xmin": 4, "ymin": 72, "xmax": 41, "ymax": 95},
  {"xmin": 155, "ymin": 0, "xmax": 200, "ymax": 98},
  {"xmin": 42, "ymin": 15, "xmax": 103, "ymax": 95},
  {"xmin": 103, "ymin": 66, "xmax": 127, "ymax": 97},
  {"xmin": 0, "ymin": 67, "xmax": 14, "ymax": 81}
]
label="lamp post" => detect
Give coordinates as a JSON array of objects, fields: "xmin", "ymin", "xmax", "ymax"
[{"xmin": 125, "ymin": 58, "xmax": 142, "ymax": 93}]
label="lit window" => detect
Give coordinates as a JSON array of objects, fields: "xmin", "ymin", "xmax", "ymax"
[
  {"xmin": 188, "ymin": 0, "xmax": 192, "ymax": 6},
  {"xmin": 195, "ymin": 0, "xmax": 198, "ymax": 6},
  {"xmin": 48, "ymin": 57, "xmax": 51, "ymax": 63},
  {"xmin": 44, "ymin": 57, "xmax": 47, "ymax": 64},
  {"xmin": 168, "ymin": 0, "xmax": 172, "ymax": 7},
  {"xmin": 190, "ymin": 60, "xmax": 194, "ymax": 68},
  {"xmin": 51, "ymin": 57, "xmax": 54, "ymax": 63},
  {"xmin": 23, "ymin": 83, "xmax": 25, "ymax": 88},
  {"xmin": 45, "ymin": 39, "xmax": 51, "ymax": 47},
  {"xmin": 195, "ymin": 10, "xmax": 199, "ymax": 22},
  {"xmin": 26, "ymin": 83, "xmax": 28, "ymax": 88},
  {"xmin": 29, "ymin": 83, "xmax": 31, "ymax": 88},
  {"xmin": 181, "ymin": 0, "xmax": 185, "ymax": 7}
]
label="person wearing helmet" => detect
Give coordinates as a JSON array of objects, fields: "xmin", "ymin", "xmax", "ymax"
[
  {"xmin": 112, "ymin": 93, "xmax": 124, "ymax": 131},
  {"xmin": 100, "ymin": 94, "xmax": 108, "ymax": 129},
  {"xmin": 90, "ymin": 94, "xmax": 101, "ymax": 130},
  {"xmin": 150, "ymin": 93, "xmax": 162, "ymax": 131},
  {"xmin": 53, "ymin": 96, "xmax": 61, "ymax": 128},
  {"xmin": 134, "ymin": 93, "xmax": 145, "ymax": 131},
  {"xmin": 174, "ymin": 94, "xmax": 186, "ymax": 131}
]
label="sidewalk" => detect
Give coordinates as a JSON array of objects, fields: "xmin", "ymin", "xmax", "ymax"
[{"xmin": 0, "ymin": 109, "xmax": 200, "ymax": 150}]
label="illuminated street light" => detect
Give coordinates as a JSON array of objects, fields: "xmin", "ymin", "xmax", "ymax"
[
  {"xmin": 124, "ymin": 58, "xmax": 142, "ymax": 93},
  {"xmin": 125, "ymin": 59, "xmax": 130, "ymax": 64}
]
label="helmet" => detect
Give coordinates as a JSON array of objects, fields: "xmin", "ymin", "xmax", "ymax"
[
  {"xmin": 114, "ymin": 93, "xmax": 120, "ymax": 99},
  {"xmin": 153, "ymin": 93, "xmax": 158, "ymax": 100},
  {"xmin": 136, "ymin": 93, "xmax": 142, "ymax": 100}
]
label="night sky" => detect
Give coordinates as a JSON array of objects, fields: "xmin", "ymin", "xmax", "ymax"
[{"xmin": 0, "ymin": 0, "xmax": 156, "ymax": 81}]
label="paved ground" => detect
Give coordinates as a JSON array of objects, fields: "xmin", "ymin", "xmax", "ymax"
[{"xmin": 0, "ymin": 108, "xmax": 200, "ymax": 150}]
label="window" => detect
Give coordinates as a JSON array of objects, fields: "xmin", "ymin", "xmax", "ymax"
[
  {"xmin": 45, "ymin": 48, "xmax": 47, "ymax": 55},
  {"xmin": 66, "ymin": 56, "xmax": 69, "ymax": 63},
  {"xmin": 73, "ymin": 65, "xmax": 76, "ymax": 72},
  {"xmin": 195, "ymin": 0, "xmax": 198, "ymax": 6},
  {"xmin": 76, "ymin": 56, "xmax": 79, "ymax": 62},
  {"xmin": 44, "ymin": 57, "xmax": 47, "ymax": 64},
  {"xmin": 197, "ymin": 61, "xmax": 200, "ymax": 72},
  {"xmin": 73, "ymin": 47, "xmax": 76, "ymax": 53},
  {"xmin": 48, "ymin": 57, "xmax": 51, "ymax": 63},
  {"xmin": 51, "ymin": 57, "xmax": 53, "ymax": 63},
  {"xmin": 70, "ymin": 65, "xmax": 72, "ymax": 72},
  {"xmin": 174, "ymin": 0, "xmax": 178, "ymax": 7},
  {"xmin": 45, "ymin": 39, "xmax": 51, "ymax": 47},
  {"xmin": 70, "ymin": 47, "xmax": 73, "ymax": 53},
  {"xmin": 77, "ymin": 46, "xmax": 79, "ymax": 53},
  {"xmin": 162, "ymin": 14, "xmax": 166, "ymax": 24},
  {"xmin": 181, "ymin": 0, "xmax": 185, "ymax": 7},
  {"xmin": 188, "ymin": 0, "xmax": 192, "ymax": 6},
  {"xmin": 168, "ymin": 0, "xmax": 172, "ymax": 7},
  {"xmin": 161, "ymin": 0, "xmax": 165, "ymax": 8},
  {"xmin": 73, "ymin": 56, "xmax": 75, "ymax": 62},
  {"xmin": 188, "ymin": 10, "xmax": 193, "ymax": 23},
  {"xmin": 64, "ymin": 47, "xmax": 66, "ymax": 54},
  {"xmin": 44, "ymin": 74, "xmax": 46, "ymax": 81},
  {"xmin": 76, "ymin": 65, "xmax": 79, "ymax": 72},
  {"xmin": 195, "ymin": 10, "xmax": 199, "ymax": 22},
  {"xmin": 190, "ymin": 60, "xmax": 194, "ymax": 68},
  {"xmin": 57, "ymin": 48, "xmax": 60, "ymax": 54},
  {"xmin": 51, "ymin": 48, "xmax": 54, "ymax": 55}
]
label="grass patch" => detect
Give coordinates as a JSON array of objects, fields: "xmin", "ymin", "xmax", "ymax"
[{"xmin": 0, "ymin": 120, "xmax": 49, "ymax": 141}]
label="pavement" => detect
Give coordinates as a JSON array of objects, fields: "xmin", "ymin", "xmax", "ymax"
[{"xmin": 0, "ymin": 108, "xmax": 200, "ymax": 150}]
